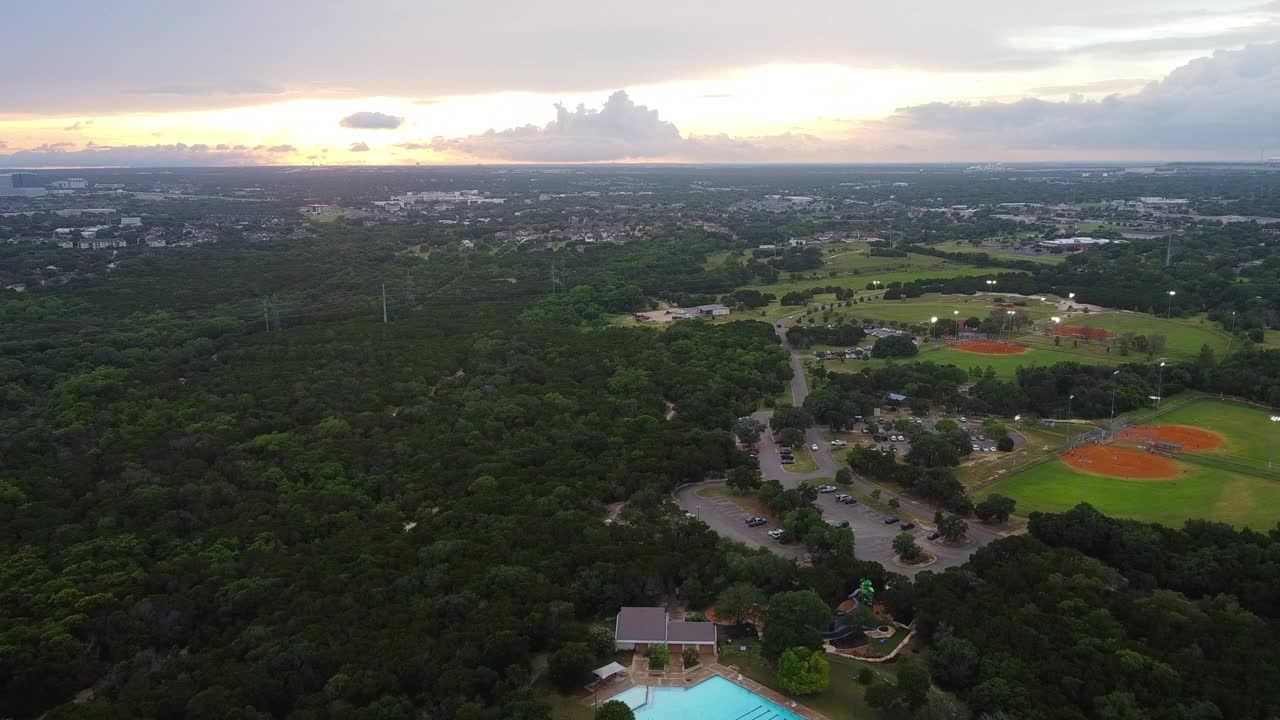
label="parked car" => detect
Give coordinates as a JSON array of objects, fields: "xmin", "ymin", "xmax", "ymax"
[
  {"xmin": 959, "ymin": 416, "xmax": 967, "ymax": 423},
  {"xmin": 901, "ymin": 522, "xmax": 917, "ymax": 531},
  {"xmin": 745, "ymin": 516, "xmax": 767, "ymax": 527},
  {"xmin": 818, "ymin": 485, "xmax": 837, "ymax": 493},
  {"xmin": 927, "ymin": 531, "xmax": 941, "ymax": 541},
  {"xmin": 810, "ymin": 443, "xmax": 819, "ymax": 451},
  {"xmin": 835, "ymin": 520, "xmax": 851, "ymax": 528},
  {"xmin": 831, "ymin": 439, "xmax": 848, "ymax": 447},
  {"xmin": 841, "ymin": 495, "xmax": 858, "ymax": 505},
  {"xmin": 767, "ymin": 528, "xmax": 785, "ymax": 539},
  {"xmin": 884, "ymin": 516, "xmax": 900, "ymax": 524},
  {"xmin": 972, "ymin": 444, "xmax": 981, "ymax": 451},
  {"xmin": 780, "ymin": 458, "xmax": 795, "ymax": 465}
]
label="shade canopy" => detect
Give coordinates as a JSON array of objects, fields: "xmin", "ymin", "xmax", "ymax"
[{"xmin": 593, "ymin": 662, "xmax": 627, "ymax": 680}]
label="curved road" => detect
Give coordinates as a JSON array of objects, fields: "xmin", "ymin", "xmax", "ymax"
[{"xmin": 683, "ymin": 312, "xmax": 1005, "ymax": 575}]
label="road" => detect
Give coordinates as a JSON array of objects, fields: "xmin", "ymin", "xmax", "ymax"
[{"xmin": 676, "ymin": 313, "xmax": 1003, "ymax": 576}]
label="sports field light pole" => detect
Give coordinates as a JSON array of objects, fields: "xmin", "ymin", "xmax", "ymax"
[
  {"xmin": 1167, "ymin": 290, "xmax": 1176, "ymax": 319},
  {"xmin": 1156, "ymin": 361, "xmax": 1166, "ymax": 409},
  {"xmin": 1006, "ymin": 310, "xmax": 1016, "ymax": 342},
  {"xmin": 1110, "ymin": 370, "xmax": 1121, "ymax": 423},
  {"xmin": 953, "ymin": 310, "xmax": 960, "ymax": 341},
  {"xmin": 1270, "ymin": 416, "xmax": 1280, "ymax": 471},
  {"xmin": 930, "ymin": 316, "xmax": 938, "ymax": 348},
  {"xmin": 1067, "ymin": 394, "xmax": 1075, "ymax": 449}
]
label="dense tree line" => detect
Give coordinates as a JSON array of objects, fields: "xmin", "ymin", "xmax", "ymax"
[{"xmin": 911, "ymin": 531, "xmax": 1280, "ymax": 719}]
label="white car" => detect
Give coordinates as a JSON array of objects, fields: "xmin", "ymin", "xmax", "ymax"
[
  {"xmin": 810, "ymin": 443, "xmax": 819, "ymax": 451},
  {"xmin": 767, "ymin": 528, "xmax": 785, "ymax": 539},
  {"xmin": 817, "ymin": 485, "xmax": 837, "ymax": 493},
  {"xmin": 831, "ymin": 440, "xmax": 848, "ymax": 447},
  {"xmin": 972, "ymin": 444, "xmax": 981, "ymax": 451}
]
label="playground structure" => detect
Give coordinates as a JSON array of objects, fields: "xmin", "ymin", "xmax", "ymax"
[{"xmin": 823, "ymin": 578, "xmax": 879, "ymax": 642}]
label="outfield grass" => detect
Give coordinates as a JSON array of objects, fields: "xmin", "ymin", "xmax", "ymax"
[
  {"xmin": 957, "ymin": 424, "xmax": 1070, "ymax": 488},
  {"xmin": 1043, "ymin": 312, "xmax": 1232, "ymax": 358},
  {"xmin": 1145, "ymin": 398, "xmax": 1277, "ymax": 468},
  {"xmin": 986, "ymin": 454, "xmax": 1280, "ymax": 528}
]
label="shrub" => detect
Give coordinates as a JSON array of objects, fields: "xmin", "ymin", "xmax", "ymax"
[{"xmin": 646, "ymin": 644, "xmax": 670, "ymax": 670}]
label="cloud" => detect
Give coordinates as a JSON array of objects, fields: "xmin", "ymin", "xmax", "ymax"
[
  {"xmin": 0, "ymin": 142, "xmax": 276, "ymax": 168},
  {"xmin": 0, "ymin": 140, "xmax": 7, "ymax": 149},
  {"xmin": 875, "ymin": 42, "xmax": 1280, "ymax": 154},
  {"xmin": 63, "ymin": 119, "xmax": 94, "ymax": 131},
  {"xmin": 339, "ymin": 111, "xmax": 404, "ymax": 130},
  {"xmin": 349, "ymin": 141, "xmax": 370, "ymax": 152},
  {"xmin": 1027, "ymin": 78, "xmax": 1154, "ymax": 96},
  {"xmin": 6, "ymin": 1, "xmax": 1277, "ymax": 113},
  {"xmin": 431, "ymin": 90, "xmax": 684, "ymax": 161},
  {"xmin": 251, "ymin": 144, "xmax": 297, "ymax": 153}
]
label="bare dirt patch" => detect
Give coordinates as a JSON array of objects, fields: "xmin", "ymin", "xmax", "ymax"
[
  {"xmin": 1053, "ymin": 325, "xmax": 1116, "ymax": 341},
  {"xmin": 952, "ymin": 341, "xmax": 1028, "ymax": 355},
  {"xmin": 1062, "ymin": 444, "xmax": 1180, "ymax": 480},
  {"xmin": 1117, "ymin": 424, "xmax": 1224, "ymax": 452}
]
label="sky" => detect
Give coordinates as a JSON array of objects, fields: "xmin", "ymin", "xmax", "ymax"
[{"xmin": 2, "ymin": 0, "xmax": 1279, "ymax": 167}]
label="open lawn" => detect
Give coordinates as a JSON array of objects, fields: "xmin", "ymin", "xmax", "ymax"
[
  {"xmin": 821, "ymin": 344, "xmax": 1123, "ymax": 378},
  {"xmin": 957, "ymin": 424, "xmax": 1070, "ymax": 489},
  {"xmin": 931, "ymin": 241, "xmax": 1065, "ymax": 265},
  {"xmin": 719, "ymin": 639, "xmax": 900, "ymax": 720},
  {"xmin": 783, "ymin": 445, "xmax": 820, "ymax": 473},
  {"xmin": 986, "ymin": 453, "xmax": 1280, "ymax": 529},
  {"xmin": 1141, "ymin": 397, "xmax": 1278, "ymax": 471},
  {"xmin": 1036, "ymin": 312, "xmax": 1233, "ymax": 358}
]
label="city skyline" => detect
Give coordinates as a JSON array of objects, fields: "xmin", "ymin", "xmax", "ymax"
[{"xmin": 2, "ymin": 0, "xmax": 1279, "ymax": 167}]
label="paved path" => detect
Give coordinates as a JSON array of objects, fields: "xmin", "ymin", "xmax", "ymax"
[{"xmin": 688, "ymin": 311, "xmax": 1003, "ymax": 575}]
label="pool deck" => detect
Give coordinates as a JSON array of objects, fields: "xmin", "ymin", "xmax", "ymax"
[{"xmin": 588, "ymin": 654, "xmax": 832, "ymax": 720}]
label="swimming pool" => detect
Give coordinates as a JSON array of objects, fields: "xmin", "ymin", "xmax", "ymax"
[{"xmin": 612, "ymin": 675, "xmax": 807, "ymax": 720}]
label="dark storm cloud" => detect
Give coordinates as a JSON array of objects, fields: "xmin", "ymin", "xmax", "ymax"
[
  {"xmin": 339, "ymin": 112, "xmax": 405, "ymax": 130},
  {"xmin": 349, "ymin": 142, "xmax": 370, "ymax": 152}
]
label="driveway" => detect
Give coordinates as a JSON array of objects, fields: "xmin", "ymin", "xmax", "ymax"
[{"xmin": 696, "ymin": 311, "xmax": 1005, "ymax": 574}]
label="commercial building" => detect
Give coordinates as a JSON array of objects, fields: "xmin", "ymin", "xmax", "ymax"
[
  {"xmin": 50, "ymin": 178, "xmax": 88, "ymax": 190},
  {"xmin": 0, "ymin": 173, "xmax": 47, "ymax": 197}
]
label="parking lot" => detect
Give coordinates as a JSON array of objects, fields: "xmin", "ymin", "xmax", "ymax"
[{"xmin": 673, "ymin": 484, "xmax": 805, "ymax": 560}]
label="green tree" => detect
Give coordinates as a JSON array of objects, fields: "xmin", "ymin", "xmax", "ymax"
[
  {"xmin": 938, "ymin": 515, "xmax": 967, "ymax": 542},
  {"xmin": 997, "ymin": 436, "xmax": 1015, "ymax": 452},
  {"xmin": 762, "ymin": 590, "xmax": 830, "ymax": 658},
  {"xmin": 928, "ymin": 636, "xmax": 980, "ymax": 691},
  {"xmin": 893, "ymin": 532, "xmax": 922, "ymax": 561},
  {"xmin": 897, "ymin": 657, "xmax": 932, "ymax": 709},
  {"xmin": 549, "ymin": 642, "xmax": 596, "ymax": 690},
  {"xmin": 682, "ymin": 646, "xmax": 700, "ymax": 669},
  {"xmin": 646, "ymin": 645, "xmax": 670, "ymax": 670},
  {"xmin": 716, "ymin": 582, "xmax": 766, "ymax": 624},
  {"xmin": 975, "ymin": 494, "xmax": 1016, "ymax": 523},
  {"xmin": 727, "ymin": 462, "xmax": 763, "ymax": 492},
  {"xmin": 588, "ymin": 626, "xmax": 616, "ymax": 659},
  {"xmin": 595, "ymin": 700, "xmax": 636, "ymax": 720},
  {"xmin": 778, "ymin": 646, "xmax": 831, "ymax": 695},
  {"xmin": 834, "ymin": 468, "xmax": 853, "ymax": 485}
]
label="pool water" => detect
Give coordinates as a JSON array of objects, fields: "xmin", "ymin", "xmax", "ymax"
[{"xmin": 613, "ymin": 675, "xmax": 807, "ymax": 720}]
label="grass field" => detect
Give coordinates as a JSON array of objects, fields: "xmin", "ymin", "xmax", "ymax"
[
  {"xmin": 821, "ymin": 344, "xmax": 1124, "ymax": 378},
  {"xmin": 930, "ymin": 241, "xmax": 1065, "ymax": 265},
  {"xmin": 720, "ymin": 639, "xmax": 896, "ymax": 720},
  {"xmin": 987, "ymin": 455, "xmax": 1280, "ymax": 528},
  {"xmin": 1142, "ymin": 398, "xmax": 1278, "ymax": 470},
  {"xmin": 1039, "ymin": 312, "xmax": 1233, "ymax": 357}
]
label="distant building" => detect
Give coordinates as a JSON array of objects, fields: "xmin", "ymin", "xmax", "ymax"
[
  {"xmin": 50, "ymin": 178, "xmax": 88, "ymax": 190},
  {"xmin": 0, "ymin": 173, "xmax": 47, "ymax": 197},
  {"xmin": 1037, "ymin": 237, "xmax": 1124, "ymax": 251},
  {"xmin": 120, "ymin": 217, "xmax": 142, "ymax": 227}
]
